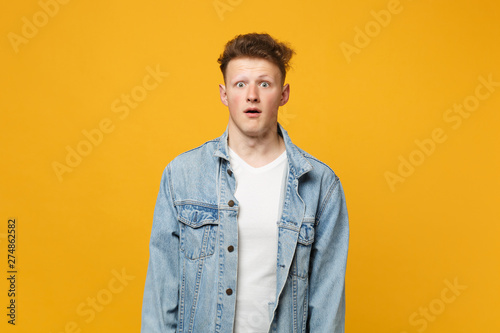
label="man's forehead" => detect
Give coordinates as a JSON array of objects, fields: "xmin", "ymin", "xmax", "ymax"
[
  {"xmin": 227, "ymin": 57, "xmax": 278, "ymax": 71},
  {"xmin": 226, "ymin": 57, "xmax": 281, "ymax": 79}
]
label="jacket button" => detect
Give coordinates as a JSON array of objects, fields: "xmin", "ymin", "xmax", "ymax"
[
  {"xmin": 228, "ymin": 200, "xmax": 235, "ymax": 207},
  {"xmin": 227, "ymin": 245, "xmax": 234, "ymax": 252},
  {"xmin": 226, "ymin": 288, "xmax": 233, "ymax": 296},
  {"xmin": 227, "ymin": 169, "xmax": 233, "ymax": 176}
]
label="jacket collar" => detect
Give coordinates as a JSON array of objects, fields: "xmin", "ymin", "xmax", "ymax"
[{"xmin": 213, "ymin": 122, "xmax": 313, "ymax": 179}]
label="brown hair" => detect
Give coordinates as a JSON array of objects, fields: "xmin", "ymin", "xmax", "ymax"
[{"xmin": 217, "ymin": 33, "xmax": 295, "ymax": 85}]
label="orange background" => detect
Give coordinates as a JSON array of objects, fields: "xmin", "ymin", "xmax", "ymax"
[{"xmin": 1, "ymin": 0, "xmax": 499, "ymax": 332}]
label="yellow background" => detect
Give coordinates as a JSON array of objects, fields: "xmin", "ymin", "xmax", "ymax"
[{"xmin": 1, "ymin": 0, "xmax": 499, "ymax": 332}]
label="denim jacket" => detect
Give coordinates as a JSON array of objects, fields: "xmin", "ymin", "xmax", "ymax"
[{"xmin": 141, "ymin": 123, "xmax": 349, "ymax": 333}]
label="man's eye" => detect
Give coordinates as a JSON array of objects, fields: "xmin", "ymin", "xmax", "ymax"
[
  {"xmin": 260, "ymin": 82, "xmax": 270, "ymax": 88},
  {"xmin": 236, "ymin": 82, "xmax": 245, "ymax": 88}
]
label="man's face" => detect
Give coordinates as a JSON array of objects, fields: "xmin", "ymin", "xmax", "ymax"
[{"xmin": 219, "ymin": 57, "xmax": 290, "ymax": 140}]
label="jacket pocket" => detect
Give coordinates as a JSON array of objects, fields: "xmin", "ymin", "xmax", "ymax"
[
  {"xmin": 291, "ymin": 221, "xmax": 315, "ymax": 279},
  {"xmin": 178, "ymin": 204, "xmax": 219, "ymax": 260}
]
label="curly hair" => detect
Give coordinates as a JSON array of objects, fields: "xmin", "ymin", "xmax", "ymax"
[{"xmin": 217, "ymin": 33, "xmax": 295, "ymax": 85}]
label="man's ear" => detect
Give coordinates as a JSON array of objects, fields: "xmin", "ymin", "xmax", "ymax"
[
  {"xmin": 279, "ymin": 83, "xmax": 290, "ymax": 106},
  {"xmin": 219, "ymin": 84, "xmax": 228, "ymax": 106}
]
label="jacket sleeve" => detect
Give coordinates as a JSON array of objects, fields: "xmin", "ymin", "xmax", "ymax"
[
  {"xmin": 307, "ymin": 176, "xmax": 349, "ymax": 332},
  {"xmin": 141, "ymin": 165, "xmax": 179, "ymax": 332}
]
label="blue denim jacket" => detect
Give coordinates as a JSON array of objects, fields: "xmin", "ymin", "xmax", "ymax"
[{"xmin": 141, "ymin": 123, "xmax": 349, "ymax": 333}]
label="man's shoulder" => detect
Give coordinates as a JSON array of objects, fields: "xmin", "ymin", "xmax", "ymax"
[
  {"xmin": 279, "ymin": 124, "xmax": 340, "ymax": 184},
  {"xmin": 292, "ymin": 143, "xmax": 339, "ymax": 181},
  {"xmin": 168, "ymin": 136, "xmax": 221, "ymax": 168}
]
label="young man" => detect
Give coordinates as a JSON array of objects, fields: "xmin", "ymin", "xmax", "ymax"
[{"xmin": 141, "ymin": 33, "xmax": 349, "ymax": 333}]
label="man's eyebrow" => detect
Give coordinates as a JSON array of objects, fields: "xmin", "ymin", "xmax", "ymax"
[
  {"xmin": 231, "ymin": 74, "xmax": 274, "ymax": 82},
  {"xmin": 256, "ymin": 74, "xmax": 274, "ymax": 79}
]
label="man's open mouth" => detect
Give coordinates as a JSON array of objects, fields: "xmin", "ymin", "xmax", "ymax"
[{"xmin": 245, "ymin": 108, "xmax": 261, "ymax": 113}]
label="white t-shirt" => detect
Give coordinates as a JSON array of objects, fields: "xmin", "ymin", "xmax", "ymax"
[{"xmin": 228, "ymin": 147, "xmax": 288, "ymax": 333}]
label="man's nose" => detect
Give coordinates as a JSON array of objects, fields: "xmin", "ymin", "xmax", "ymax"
[{"xmin": 246, "ymin": 84, "xmax": 259, "ymax": 102}]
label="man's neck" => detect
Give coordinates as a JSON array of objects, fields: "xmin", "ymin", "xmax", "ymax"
[{"xmin": 227, "ymin": 125, "xmax": 286, "ymax": 168}]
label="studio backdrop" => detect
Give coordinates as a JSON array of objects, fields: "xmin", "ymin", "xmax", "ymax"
[{"xmin": 1, "ymin": 0, "xmax": 499, "ymax": 332}]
